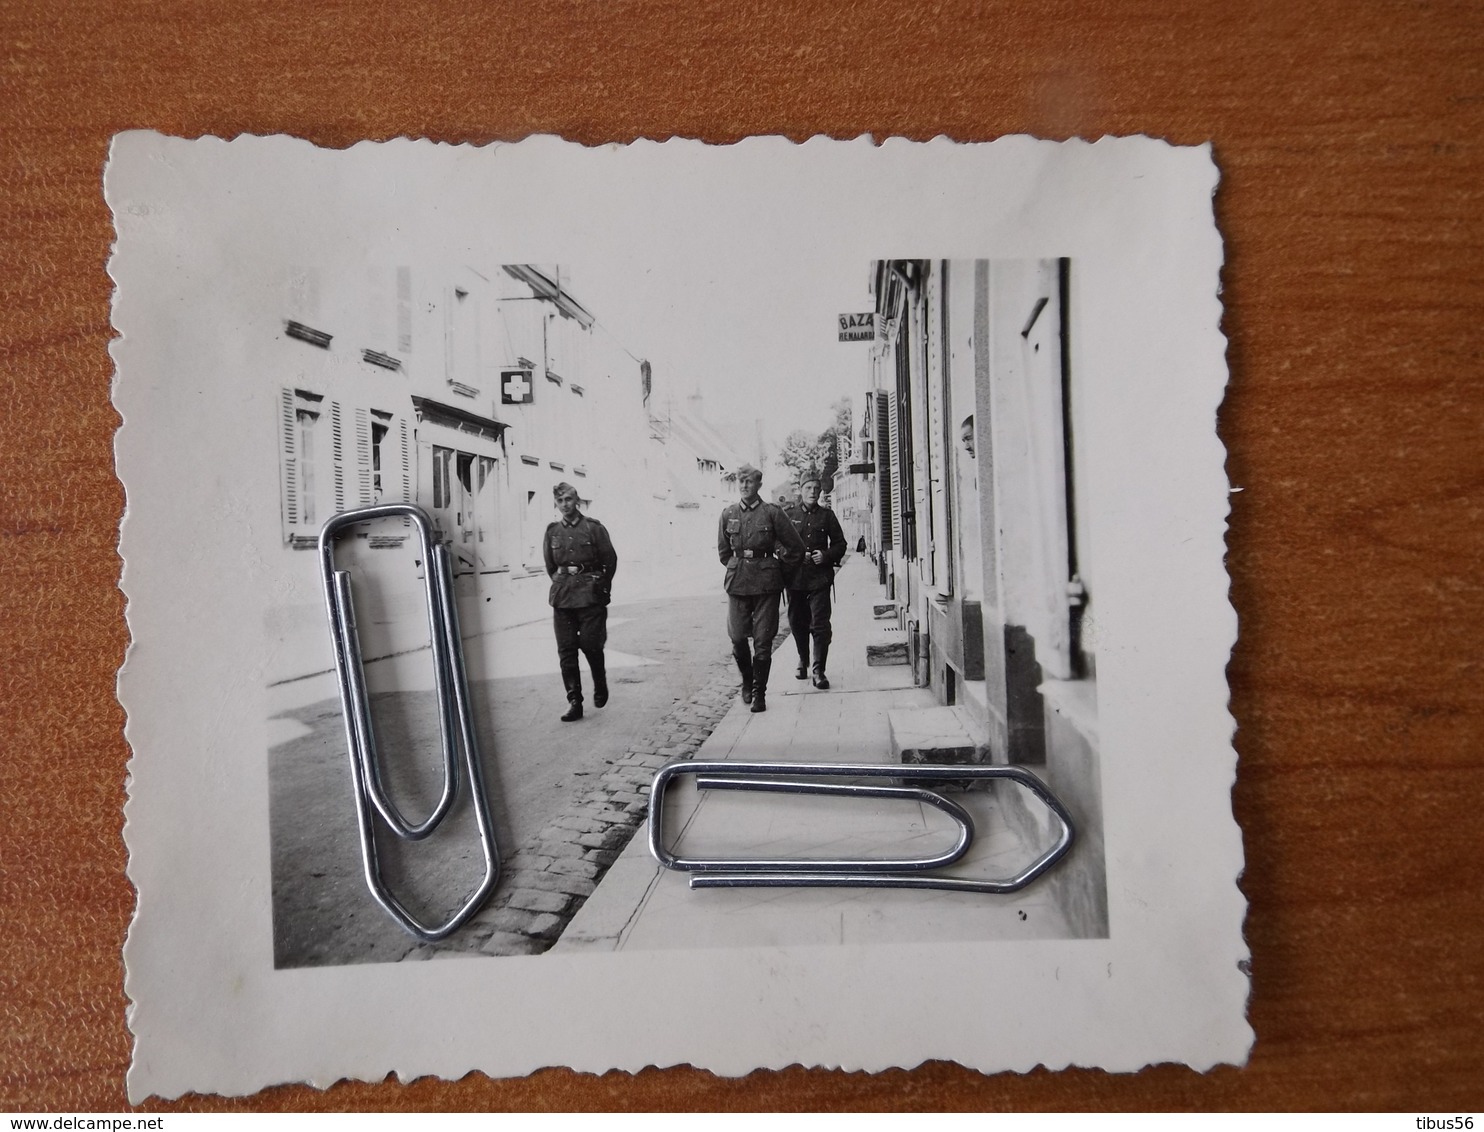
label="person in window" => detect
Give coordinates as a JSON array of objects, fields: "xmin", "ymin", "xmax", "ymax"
[
  {"xmin": 544, "ymin": 482, "xmax": 617, "ymax": 722},
  {"xmin": 784, "ymin": 476, "xmax": 848, "ymax": 689},
  {"xmin": 718, "ymin": 465, "xmax": 805, "ymax": 713}
]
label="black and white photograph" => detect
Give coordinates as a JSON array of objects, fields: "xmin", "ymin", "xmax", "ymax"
[
  {"xmin": 110, "ymin": 133, "xmax": 1246, "ymax": 1099},
  {"xmin": 262, "ymin": 255, "xmax": 1108, "ymax": 967}
]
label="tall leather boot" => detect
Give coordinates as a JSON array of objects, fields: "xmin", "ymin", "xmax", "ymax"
[
  {"xmin": 795, "ymin": 639, "xmax": 810, "ymax": 680},
  {"xmin": 811, "ymin": 638, "xmax": 831, "ymax": 690},
  {"xmin": 733, "ymin": 642, "xmax": 754, "ymax": 704},
  {"xmin": 559, "ymin": 652, "xmax": 584, "ymax": 720},
  {"xmin": 751, "ymin": 655, "xmax": 771, "ymax": 713},
  {"xmin": 588, "ymin": 649, "xmax": 609, "ymax": 708}
]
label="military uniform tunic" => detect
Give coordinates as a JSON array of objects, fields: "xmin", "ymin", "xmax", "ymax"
[
  {"xmin": 717, "ymin": 497, "xmax": 805, "ymax": 658},
  {"xmin": 544, "ymin": 513, "xmax": 616, "ymax": 608},
  {"xmin": 544, "ymin": 512, "xmax": 617, "ymax": 707},
  {"xmin": 784, "ymin": 502, "xmax": 847, "ymax": 591},
  {"xmin": 717, "ymin": 498, "xmax": 804, "ymax": 595},
  {"xmin": 783, "ymin": 500, "xmax": 848, "ymax": 675}
]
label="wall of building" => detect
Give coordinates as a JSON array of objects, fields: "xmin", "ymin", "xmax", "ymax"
[
  {"xmin": 644, "ymin": 403, "xmax": 747, "ymax": 587},
  {"xmin": 263, "ymin": 262, "xmax": 668, "ymax": 687},
  {"xmin": 860, "ymin": 257, "xmax": 1107, "ymax": 936}
]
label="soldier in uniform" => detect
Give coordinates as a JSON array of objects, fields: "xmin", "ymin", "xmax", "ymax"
[
  {"xmin": 718, "ymin": 465, "xmax": 805, "ymax": 713},
  {"xmin": 544, "ymin": 482, "xmax": 618, "ymax": 722},
  {"xmin": 784, "ymin": 476, "xmax": 848, "ymax": 689}
]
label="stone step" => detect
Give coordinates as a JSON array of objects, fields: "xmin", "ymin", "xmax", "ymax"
[
  {"xmin": 888, "ymin": 705, "xmax": 987, "ymax": 766},
  {"xmin": 866, "ymin": 629, "xmax": 908, "ymax": 666}
]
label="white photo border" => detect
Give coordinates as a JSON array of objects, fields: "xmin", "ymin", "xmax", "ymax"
[{"xmin": 110, "ymin": 133, "xmax": 1249, "ymax": 1100}]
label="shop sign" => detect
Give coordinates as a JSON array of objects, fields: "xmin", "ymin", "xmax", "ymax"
[{"xmin": 500, "ymin": 369, "xmax": 535, "ymax": 404}]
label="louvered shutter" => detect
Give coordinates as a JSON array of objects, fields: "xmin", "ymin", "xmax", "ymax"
[
  {"xmin": 398, "ymin": 417, "xmax": 412, "ymax": 526},
  {"xmin": 876, "ymin": 390, "xmax": 892, "ymax": 544},
  {"xmin": 278, "ymin": 388, "xmax": 299, "ymax": 538},
  {"xmin": 887, "ymin": 390, "xmax": 902, "ymax": 549},
  {"xmin": 330, "ymin": 401, "xmax": 346, "ymax": 513},
  {"xmin": 354, "ymin": 407, "xmax": 374, "ymax": 506},
  {"xmin": 398, "ymin": 419, "xmax": 411, "ymax": 503}
]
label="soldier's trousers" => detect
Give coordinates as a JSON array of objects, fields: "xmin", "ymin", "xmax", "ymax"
[
  {"xmin": 726, "ymin": 592, "xmax": 781, "ymax": 660},
  {"xmin": 786, "ymin": 587, "xmax": 832, "ymax": 660},
  {"xmin": 553, "ymin": 604, "xmax": 608, "ymax": 704}
]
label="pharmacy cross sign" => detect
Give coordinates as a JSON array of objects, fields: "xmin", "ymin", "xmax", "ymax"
[{"xmin": 500, "ymin": 369, "xmax": 534, "ymax": 405}]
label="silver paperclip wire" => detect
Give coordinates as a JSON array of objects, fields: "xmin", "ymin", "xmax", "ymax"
[
  {"xmin": 649, "ymin": 760, "xmax": 1074, "ymax": 893},
  {"xmin": 320, "ymin": 503, "xmax": 501, "ymax": 942}
]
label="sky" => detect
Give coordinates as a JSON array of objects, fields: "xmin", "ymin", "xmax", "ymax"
[{"xmin": 563, "ymin": 258, "xmax": 877, "ymax": 466}]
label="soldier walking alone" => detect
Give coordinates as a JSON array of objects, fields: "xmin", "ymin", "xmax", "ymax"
[
  {"xmin": 718, "ymin": 465, "xmax": 805, "ymax": 713},
  {"xmin": 785, "ymin": 475, "xmax": 847, "ymax": 688},
  {"xmin": 544, "ymin": 482, "xmax": 617, "ymax": 723}
]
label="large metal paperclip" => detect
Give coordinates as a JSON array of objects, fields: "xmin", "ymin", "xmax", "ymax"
[
  {"xmin": 320, "ymin": 503, "xmax": 501, "ymax": 941},
  {"xmin": 649, "ymin": 760, "xmax": 1074, "ymax": 892}
]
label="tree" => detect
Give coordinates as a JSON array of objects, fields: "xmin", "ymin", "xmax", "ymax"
[
  {"xmin": 818, "ymin": 397, "xmax": 853, "ymax": 493},
  {"xmin": 777, "ymin": 398, "xmax": 856, "ymax": 494},
  {"xmin": 818, "ymin": 428, "xmax": 840, "ymax": 493},
  {"xmin": 830, "ymin": 397, "xmax": 852, "ymax": 439},
  {"xmin": 775, "ymin": 429, "xmax": 830, "ymax": 490}
]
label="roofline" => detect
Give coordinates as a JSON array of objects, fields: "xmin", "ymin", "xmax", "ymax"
[{"xmin": 501, "ymin": 265, "xmax": 596, "ymax": 329}]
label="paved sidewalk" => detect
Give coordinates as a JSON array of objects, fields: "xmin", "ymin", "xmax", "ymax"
[{"xmin": 555, "ymin": 555, "xmax": 1073, "ymax": 953}]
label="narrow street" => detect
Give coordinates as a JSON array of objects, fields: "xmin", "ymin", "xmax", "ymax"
[{"xmin": 267, "ymin": 587, "xmax": 737, "ymax": 968}]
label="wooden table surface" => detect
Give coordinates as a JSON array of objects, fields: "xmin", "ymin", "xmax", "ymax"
[{"xmin": 2, "ymin": 0, "xmax": 1480, "ymax": 1113}]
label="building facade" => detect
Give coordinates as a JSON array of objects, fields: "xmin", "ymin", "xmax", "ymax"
[
  {"xmin": 830, "ymin": 392, "xmax": 877, "ymax": 553},
  {"xmin": 267, "ymin": 263, "xmax": 665, "ymax": 683},
  {"xmin": 645, "ymin": 391, "xmax": 753, "ymax": 581},
  {"xmin": 851, "ymin": 258, "xmax": 1105, "ymax": 934}
]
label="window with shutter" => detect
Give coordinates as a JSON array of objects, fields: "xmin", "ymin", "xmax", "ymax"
[{"xmin": 279, "ymin": 387, "xmax": 323, "ymax": 546}]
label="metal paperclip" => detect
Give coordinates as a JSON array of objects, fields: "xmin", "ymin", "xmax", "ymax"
[
  {"xmin": 649, "ymin": 760, "xmax": 1074, "ymax": 892},
  {"xmin": 320, "ymin": 503, "xmax": 501, "ymax": 941}
]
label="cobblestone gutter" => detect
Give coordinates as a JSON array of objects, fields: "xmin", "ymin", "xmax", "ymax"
[{"xmin": 410, "ymin": 656, "xmax": 743, "ymax": 959}]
